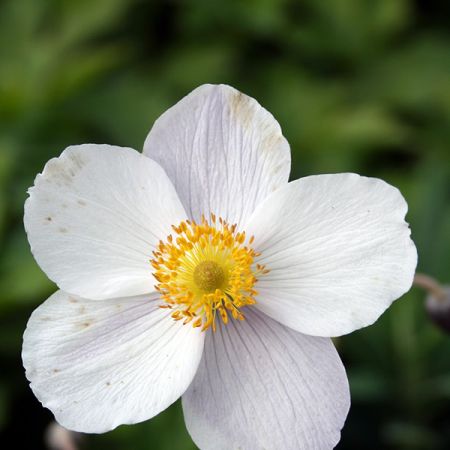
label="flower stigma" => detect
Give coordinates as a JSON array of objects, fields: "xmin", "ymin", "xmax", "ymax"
[{"xmin": 151, "ymin": 214, "xmax": 269, "ymax": 331}]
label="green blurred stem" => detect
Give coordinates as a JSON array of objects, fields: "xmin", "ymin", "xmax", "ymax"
[{"xmin": 413, "ymin": 273, "xmax": 446, "ymax": 302}]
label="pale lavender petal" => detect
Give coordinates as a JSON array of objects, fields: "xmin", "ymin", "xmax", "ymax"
[
  {"xmin": 143, "ymin": 84, "xmax": 290, "ymax": 227},
  {"xmin": 23, "ymin": 290, "xmax": 204, "ymax": 433},
  {"xmin": 182, "ymin": 308, "xmax": 349, "ymax": 450}
]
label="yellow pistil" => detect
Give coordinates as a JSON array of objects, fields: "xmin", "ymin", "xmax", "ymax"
[{"xmin": 151, "ymin": 214, "xmax": 269, "ymax": 331}]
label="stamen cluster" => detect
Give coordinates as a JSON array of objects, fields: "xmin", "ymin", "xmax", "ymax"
[{"xmin": 151, "ymin": 214, "xmax": 268, "ymax": 331}]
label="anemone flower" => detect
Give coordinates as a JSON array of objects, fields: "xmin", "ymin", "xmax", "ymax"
[{"xmin": 23, "ymin": 84, "xmax": 417, "ymax": 449}]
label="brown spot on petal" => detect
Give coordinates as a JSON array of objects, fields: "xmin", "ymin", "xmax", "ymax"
[
  {"xmin": 229, "ymin": 90, "xmax": 254, "ymax": 130},
  {"xmin": 69, "ymin": 152, "xmax": 87, "ymax": 170},
  {"xmin": 228, "ymin": 88, "xmax": 285, "ymax": 159}
]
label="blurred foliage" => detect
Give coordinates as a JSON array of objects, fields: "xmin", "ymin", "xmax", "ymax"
[{"xmin": 0, "ymin": 0, "xmax": 449, "ymax": 449}]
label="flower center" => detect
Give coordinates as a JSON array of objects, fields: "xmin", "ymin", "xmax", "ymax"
[
  {"xmin": 151, "ymin": 214, "xmax": 268, "ymax": 331},
  {"xmin": 193, "ymin": 261, "xmax": 225, "ymax": 292}
]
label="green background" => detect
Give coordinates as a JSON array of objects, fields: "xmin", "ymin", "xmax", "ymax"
[{"xmin": 1, "ymin": 0, "xmax": 449, "ymax": 449}]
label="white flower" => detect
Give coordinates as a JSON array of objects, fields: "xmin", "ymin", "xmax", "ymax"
[{"xmin": 23, "ymin": 84, "xmax": 417, "ymax": 449}]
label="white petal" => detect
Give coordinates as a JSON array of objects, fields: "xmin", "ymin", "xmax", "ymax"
[
  {"xmin": 143, "ymin": 84, "xmax": 290, "ymax": 227},
  {"xmin": 246, "ymin": 173, "xmax": 418, "ymax": 337},
  {"xmin": 182, "ymin": 309, "xmax": 349, "ymax": 450},
  {"xmin": 24, "ymin": 144, "xmax": 187, "ymax": 300},
  {"xmin": 23, "ymin": 290, "xmax": 205, "ymax": 433}
]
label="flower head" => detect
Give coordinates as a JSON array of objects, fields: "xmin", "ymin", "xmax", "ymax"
[{"xmin": 23, "ymin": 84, "xmax": 417, "ymax": 449}]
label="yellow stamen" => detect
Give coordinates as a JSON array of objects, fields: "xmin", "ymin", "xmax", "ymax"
[{"xmin": 151, "ymin": 214, "xmax": 268, "ymax": 331}]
